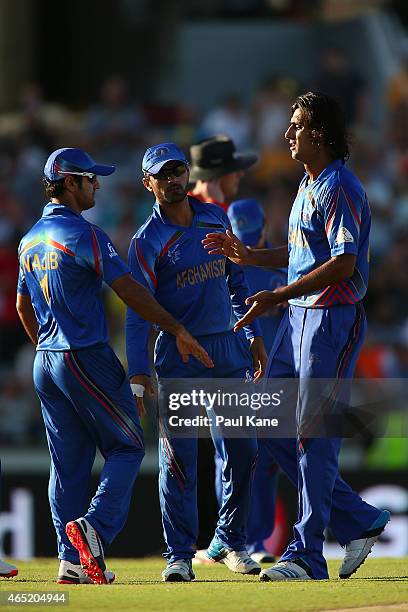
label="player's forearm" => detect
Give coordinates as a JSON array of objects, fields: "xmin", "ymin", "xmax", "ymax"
[
  {"xmin": 246, "ymin": 245, "xmax": 288, "ymax": 268},
  {"xmin": 125, "ymin": 310, "xmax": 152, "ymax": 378},
  {"xmin": 276, "ymin": 254, "xmax": 356, "ymax": 303},
  {"xmin": 112, "ymin": 275, "xmax": 183, "ymax": 336},
  {"xmin": 16, "ymin": 294, "xmax": 38, "ymax": 345}
]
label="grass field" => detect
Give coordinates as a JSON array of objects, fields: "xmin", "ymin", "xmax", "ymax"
[{"xmin": 1, "ymin": 557, "xmax": 407, "ymax": 612}]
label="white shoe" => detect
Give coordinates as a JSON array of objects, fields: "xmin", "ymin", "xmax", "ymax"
[
  {"xmin": 192, "ymin": 549, "xmax": 215, "ymax": 565},
  {"xmin": 0, "ymin": 559, "xmax": 18, "ymax": 578},
  {"xmin": 66, "ymin": 517, "xmax": 108, "ymax": 585},
  {"xmin": 260, "ymin": 560, "xmax": 313, "ymax": 581},
  {"xmin": 162, "ymin": 559, "xmax": 195, "ymax": 582},
  {"xmin": 220, "ymin": 550, "xmax": 261, "ymax": 575},
  {"xmin": 339, "ymin": 509, "xmax": 391, "ymax": 579},
  {"xmin": 251, "ymin": 550, "xmax": 276, "ymax": 564},
  {"xmin": 57, "ymin": 560, "xmax": 115, "ymax": 584}
]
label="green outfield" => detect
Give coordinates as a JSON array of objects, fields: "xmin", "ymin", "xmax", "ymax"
[{"xmin": 1, "ymin": 557, "xmax": 407, "ymax": 612}]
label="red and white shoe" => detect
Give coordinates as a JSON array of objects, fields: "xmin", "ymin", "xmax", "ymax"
[
  {"xmin": 66, "ymin": 518, "xmax": 108, "ymax": 585},
  {"xmin": 0, "ymin": 559, "xmax": 18, "ymax": 578},
  {"xmin": 57, "ymin": 560, "xmax": 115, "ymax": 584}
]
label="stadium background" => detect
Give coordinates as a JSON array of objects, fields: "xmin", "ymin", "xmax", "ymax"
[{"xmin": 0, "ymin": 0, "xmax": 407, "ymax": 561}]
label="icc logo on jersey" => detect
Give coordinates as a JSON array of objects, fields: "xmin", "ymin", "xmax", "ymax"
[
  {"xmin": 168, "ymin": 245, "xmax": 181, "ymax": 264},
  {"xmin": 107, "ymin": 242, "xmax": 118, "ymax": 258}
]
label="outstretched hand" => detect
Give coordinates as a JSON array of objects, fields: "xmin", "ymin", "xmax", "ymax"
[
  {"xmin": 176, "ymin": 328, "xmax": 214, "ymax": 368},
  {"xmin": 250, "ymin": 337, "xmax": 268, "ymax": 382},
  {"xmin": 202, "ymin": 230, "xmax": 251, "ymax": 265},
  {"xmin": 234, "ymin": 289, "xmax": 286, "ymax": 331}
]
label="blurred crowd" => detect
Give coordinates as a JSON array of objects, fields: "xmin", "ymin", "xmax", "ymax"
[{"xmin": 0, "ymin": 48, "xmax": 407, "ymax": 458}]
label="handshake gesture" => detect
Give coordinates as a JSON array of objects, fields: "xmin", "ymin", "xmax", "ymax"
[{"xmin": 202, "ymin": 230, "xmax": 287, "ymax": 330}]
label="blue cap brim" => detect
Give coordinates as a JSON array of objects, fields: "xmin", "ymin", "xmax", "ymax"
[
  {"xmin": 146, "ymin": 158, "xmax": 187, "ymax": 175},
  {"xmin": 90, "ymin": 164, "xmax": 116, "ymax": 176}
]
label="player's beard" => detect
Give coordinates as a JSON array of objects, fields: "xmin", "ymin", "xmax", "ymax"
[{"xmin": 164, "ymin": 184, "xmax": 188, "ymax": 204}]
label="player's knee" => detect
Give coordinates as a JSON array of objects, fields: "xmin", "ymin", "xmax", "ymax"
[{"xmin": 124, "ymin": 438, "xmax": 145, "ymax": 459}]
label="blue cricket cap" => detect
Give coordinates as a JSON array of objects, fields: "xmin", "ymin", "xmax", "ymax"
[
  {"xmin": 44, "ymin": 148, "xmax": 116, "ymax": 181},
  {"xmin": 142, "ymin": 142, "xmax": 188, "ymax": 175},
  {"xmin": 228, "ymin": 199, "xmax": 265, "ymax": 247}
]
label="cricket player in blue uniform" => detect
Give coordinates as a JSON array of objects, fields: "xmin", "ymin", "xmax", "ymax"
[
  {"xmin": 217, "ymin": 198, "xmax": 286, "ymax": 563},
  {"xmin": 203, "ymin": 93, "xmax": 389, "ymax": 581},
  {"xmin": 126, "ymin": 143, "xmax": 268, "ymax": 581},
  {"xmin": 16, "ymin": 147, "xmax": 212, "ymax": 585}
]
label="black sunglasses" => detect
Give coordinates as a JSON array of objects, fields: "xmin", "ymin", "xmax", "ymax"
[{"xmin": 149, "ymin": 163, "xmax": 187, "ymax": 181}]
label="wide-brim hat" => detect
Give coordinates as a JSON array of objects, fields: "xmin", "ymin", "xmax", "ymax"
[{"xmin": 189, "ymin": 135, "xmax": 257, "ymax": 182}]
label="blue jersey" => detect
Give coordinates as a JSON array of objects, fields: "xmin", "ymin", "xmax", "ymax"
[
  {"xmin": 17, "ymin": 203, "xmax": 130, "ymax": 350},
  {"xmin": 126, "ymin": 197, "xmax": 261, "ymax": 377},
  {"xmin": 287, "ymin": 159, "xmax": 370, "ymax": 308}
]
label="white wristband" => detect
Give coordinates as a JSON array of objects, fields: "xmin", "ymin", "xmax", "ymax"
[{"xmin": 131, "ymin": 383, "xmax": 145, "ymax": 397}]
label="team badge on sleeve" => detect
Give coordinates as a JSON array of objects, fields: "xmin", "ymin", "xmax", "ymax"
[{"xmin": 335, "ymin": 227, "xmax": 354, "ymax": 244}]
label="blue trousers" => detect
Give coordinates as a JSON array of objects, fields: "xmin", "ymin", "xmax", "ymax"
[
  {"xmin": 33, "ymin": 345, "xmax": 145, "ymax": 563},
  {"xmin": 215, "ymin": 440, "xmax": 279, "ymax": 554},
  {"xmin": 265, "ymin": 304, "xmax": 382, "ymax": 579},
  {"xmin": 155, "ymin": 330, "xmax": 258, "ymax": 563}
]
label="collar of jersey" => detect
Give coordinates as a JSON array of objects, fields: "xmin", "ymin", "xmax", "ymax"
[
  {"xmin": 152, "ymin": 196, "xmax": 202, "ymax": 227},
  {"xmin": 304, "ymin": 158, "xmax": 343, "ymax": 187},
  {"xmin": 42, "ymin": 202, "xmax": 82, "ymax": 217}
]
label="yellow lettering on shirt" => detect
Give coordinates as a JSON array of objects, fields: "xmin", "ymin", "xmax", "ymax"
[
  {"xmin": 22, "ymin": 251, "xmax": 60, "ymax": 273},
  {"xmin": 176, "ymin": 258, "xmax": 226, "ymax": 289},
  {"xmin": 47, "ymin": 251, "xmax": 59, "ymax": 269},
  {"xmin": 32, "ymin": 254, "xmax": 42, "ymax": 270},
  {"xmin": 40, "ymin": 273, "xmax": 50, "ymax": 303},
  {"xmin": 21, "ymin": 254, "xmax": 31, "ymax": 273}
]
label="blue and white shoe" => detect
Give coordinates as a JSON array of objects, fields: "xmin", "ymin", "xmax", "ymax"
[
  {"xmin": 207, "ymin": 536, "xmax": 261, "ymax": 575},
  {"xmin": 260, "ymin": 558, "xmax": 313, "ymax": 581},
  {"xmin": 162, "ymin": 559, "xmax": 195, "ymax": 582},
  {"xmin": 339, "ymin": 510, "xmax": 391, "ymax": 579}
]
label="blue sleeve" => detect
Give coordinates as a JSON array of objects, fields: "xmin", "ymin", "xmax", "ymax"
[
  {"xmin": 75, "ymin": 225, "xmax": 130, "ymax": 285},
  {"xmin": 17, "ymin": 265, "xmax": 29, "ymax": 295},
  {"xmin": 126, "ymin": 235, "xmax": 159, "ymax": 377},
  {"xmin": 227, "ymin": 259, "xmax": 262, "ymax": 340},
  {"xmin": 322, "ymin": 185, "xmax": 362, "ymax": 257}
]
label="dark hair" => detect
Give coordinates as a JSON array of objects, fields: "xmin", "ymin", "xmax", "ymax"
[
  {"xmin": 42, "ymin": 175, "xmax": 83, "ymax": 198},
  {"xmin": 292, "ymin": 91, "xmax": 350, "ymax": 162}
]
